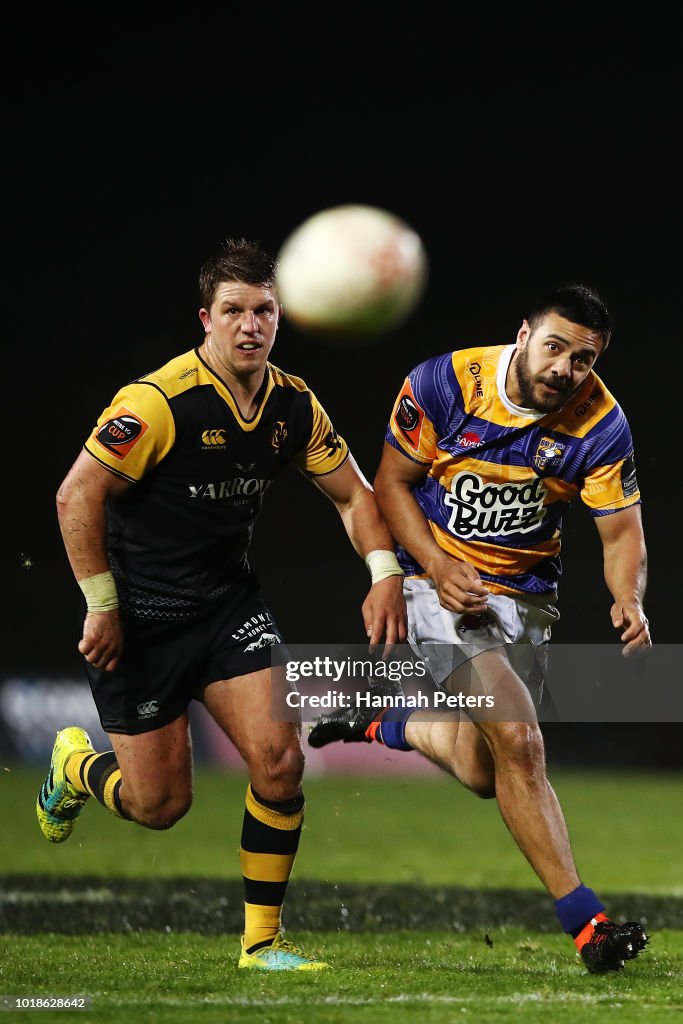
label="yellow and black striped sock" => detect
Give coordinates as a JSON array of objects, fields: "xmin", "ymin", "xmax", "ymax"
[
  {"xmin": 65, "ymin": 750, "xmax": 128, "ymax": 819},
  {"xmin": 240, "ymin": 783, "xmax": 305, "ymax": 953}
]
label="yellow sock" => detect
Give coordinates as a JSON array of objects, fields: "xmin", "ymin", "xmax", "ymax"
[
  {"xmin": 65, "ymin": 751, "xmax": 97, "ymax": 793},
  {"xmin": 240, "ymin": 783, "xmax": 304, "ymax": 952},
  {"xmin": 66, "ymin": 750, "xmax": 127, "ymax": 819}
]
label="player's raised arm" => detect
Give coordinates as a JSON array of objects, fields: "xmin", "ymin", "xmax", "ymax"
[{"xmin": 309, "ymin": 455, "xmax": 407, "ymax": 654}]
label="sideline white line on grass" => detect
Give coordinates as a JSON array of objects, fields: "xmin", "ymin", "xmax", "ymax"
[{"xmin": 97, "ymin": 992, "xmax": 653, "ymax": 1008}]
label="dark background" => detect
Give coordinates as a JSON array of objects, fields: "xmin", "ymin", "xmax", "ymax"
[{"xmin": 4, "ymin": 15, "xmax": 680, "ymax": 763}]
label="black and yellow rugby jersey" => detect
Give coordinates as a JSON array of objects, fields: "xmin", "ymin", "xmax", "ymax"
[
  {"xmin": 386, "ymin": 345, "xmax": 640, "ymax": 597},
  {"xmin": 84, "ymin": 349, "xmax": 349, "ymax": 620}
]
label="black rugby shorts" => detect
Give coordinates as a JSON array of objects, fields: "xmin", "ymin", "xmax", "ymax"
[{"xmin": 83, "ymin": 576, "xmax": 288, "ymax": 735}]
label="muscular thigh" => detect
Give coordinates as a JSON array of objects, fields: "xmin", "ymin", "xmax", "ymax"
[
  {"xmin": 201, "ymin": 667, "xmax": 303, "ymax": 797},
  {"xmin": 108, "ymin": 712, "xmax": 193, "ymax": 805},
  {"xmin": 447, "ymin": 646, "xmax": 539, "ymax": 725},
  {"xmin": 405, "ymin": 579, "xmax": 558, "ymax": 706}
]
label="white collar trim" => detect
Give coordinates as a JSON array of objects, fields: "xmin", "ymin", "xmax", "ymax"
[{"xmin": 496, "ymin": 345, "xmax": 546, "ymax": 420}]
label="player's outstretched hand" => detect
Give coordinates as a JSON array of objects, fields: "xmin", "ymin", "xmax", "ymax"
[
  {"xmin": 362, "ymin": 575, "xmax": 407, "ymax": 658},
  {"xmin": 611, "ymin": 601, "xmax": 652, "ymax": 657}
]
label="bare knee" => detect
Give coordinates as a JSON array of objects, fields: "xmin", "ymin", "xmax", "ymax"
[
  {"xmin": 247, "ymin": 740, "xmax": 305, "ymax": 800},
  {"xmin": 488, "ymin": 722, "xmax": 546, "ymax": 776},
  {"xmin": 124, "ymin": 790, "xmax": 193, "ymax": 830}
]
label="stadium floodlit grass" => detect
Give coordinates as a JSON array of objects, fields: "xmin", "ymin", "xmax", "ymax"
[
  {"xmin": 3, "ymin": 930, "xmax": 683, "ymax": 1024},
  {"xmin": 1, "ymin": 766, "xmax": 682, "ymax": 1022},
  {"xmin": 3, "ymin": 767, "xmax": 683, "ymax": 891}
]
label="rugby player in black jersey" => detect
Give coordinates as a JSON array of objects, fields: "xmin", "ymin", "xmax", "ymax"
[{"xmin": 37, "ymin": 238, "xmax": 407, "ymax": 971}]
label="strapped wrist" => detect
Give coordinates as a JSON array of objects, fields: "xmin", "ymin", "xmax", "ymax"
[
  {"xmin": 365, "ymin": 549, "xmax": 404, "ymax": 585},
  {"xmin": 78, "ymin": 570, "xmax": 119, "ymax": 612}
]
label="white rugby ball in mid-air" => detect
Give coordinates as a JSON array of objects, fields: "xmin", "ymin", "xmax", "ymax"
[{"xmin": 276, "ymin": 204, "xmax": 428, "ymax": 341}]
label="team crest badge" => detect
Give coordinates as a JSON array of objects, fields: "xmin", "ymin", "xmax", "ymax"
[
  {"xmin": 271, "ymin": 420, "xmax": 288, "ymax": 453},
  {"xmin": 533, "ymin": 436, "xmax": 567, "ymax": 471},
  {"xmin": 324, "ymin": 428, "xmax": 343, "ymax": 457}
]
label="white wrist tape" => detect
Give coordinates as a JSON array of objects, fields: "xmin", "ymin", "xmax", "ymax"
[
  {"xmin": 78, "ymin": 570, "xmax": 120, "ymax": 612},
  {"xmin": 365, "ymin": 549, "xmax": 404, "ymax": 585}
]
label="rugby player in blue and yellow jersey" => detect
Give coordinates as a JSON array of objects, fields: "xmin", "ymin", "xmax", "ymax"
[
  {"xmin": 36, "ymin": 238, "xmax": 407, "ymax": 971},
  {"xmin": 310, "ymin": 283, "xmax": 651, "ymax": 973}
]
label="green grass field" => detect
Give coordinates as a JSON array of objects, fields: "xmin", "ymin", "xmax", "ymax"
[{"xmin": 1, "ymin": 766, "xmax": 682, "ymax": 1022}]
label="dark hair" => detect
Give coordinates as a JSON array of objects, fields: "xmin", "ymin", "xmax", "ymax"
[
  {"xmin": 528, "ymin": 283, "xmax": 613, "ymax": 349},
  {"xmin": 199, "ymin": 237, "xmax": 278, "ymax": 309}
]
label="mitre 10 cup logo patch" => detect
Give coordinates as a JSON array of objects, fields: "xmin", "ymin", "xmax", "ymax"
[
  {"xmin": 394, "ymin": 381, "xmax": 424, "ymax": 450},
  {"xmin": 95, "ymin": 407, "xmax": 149, "ymax": 459}
]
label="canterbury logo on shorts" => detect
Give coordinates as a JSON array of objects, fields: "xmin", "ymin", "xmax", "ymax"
[{"xmin": 136, "ymin": 700, "xmax": 160, "ymax": 718}]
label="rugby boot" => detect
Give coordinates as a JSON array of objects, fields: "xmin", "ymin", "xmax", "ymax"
[
  {"xmin": 578, "ymin": 916, "xmax": 649, "ymax": 973},
  {"xmin": 36, "ymin": 727, "xmax": 94, "ymax": 843},
  {"xmin": 238, "ymin": 933, "xmax": 329, "ymax": 970},
  {"xmin": 308, "ymin": 677, "xmax": 402, "ymax": 748}
]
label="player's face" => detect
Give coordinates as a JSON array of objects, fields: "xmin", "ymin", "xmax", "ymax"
[
  {"xmin": 510, "ymin": 313, "xmax": 604, "ymax": 413},
  {"xmin": 198, "ymin": 281, "xmax": 281, "ymax": 380}
]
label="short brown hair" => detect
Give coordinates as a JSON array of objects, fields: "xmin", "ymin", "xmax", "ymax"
[{"xmin": 199, "ymin": 238, "xmax": 277, "ymax": 309}]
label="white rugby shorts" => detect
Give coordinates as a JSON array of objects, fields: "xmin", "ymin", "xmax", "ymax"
[{"xmin": 404, "ymin": 577, "xmax": 560, "ymax": 702}]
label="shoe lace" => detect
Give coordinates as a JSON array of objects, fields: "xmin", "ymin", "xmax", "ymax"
[
  {"xmin": 589, "ymin": 921, "xmax": 613, "ymax": 946},
  {"xmin": 273, "ymin": 935, "xmax": 320, "ymax": 960},
  {"xmin": 60, "ymin": 795, "xmax": 85, "ymax": 810},
  {"xmin": 48, "ymin": 777, "xmax": 86, "ymax": 813}
]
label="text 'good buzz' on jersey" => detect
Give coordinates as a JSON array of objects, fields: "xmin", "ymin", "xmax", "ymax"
[
  {"xmin": 386, "ymin": 344, "xmax": 640, "ymax": 597},
  {"xmin": 84, "ymin": 348, "xmax": 349, "ymax": 620}
]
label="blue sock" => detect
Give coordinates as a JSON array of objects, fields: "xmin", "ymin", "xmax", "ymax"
[
  {"xmin": 554, "ymin": 885, "xmax": 605, "ymax": 933},
  {"xmin": 374, "ymin": 706, "xmax": 414, "ymax": 751}
]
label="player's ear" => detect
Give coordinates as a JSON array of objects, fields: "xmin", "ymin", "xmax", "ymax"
[
  {"xmin": 516, "ymin": 319, "xmax": 530, "ymax": 349},
  {"xmin": 277, "ymin": 304, "xmax": 283, "ymax": 324},
  {"xmin": 199, "ymin": 308, "xmax": 211, "ymax": 333}
]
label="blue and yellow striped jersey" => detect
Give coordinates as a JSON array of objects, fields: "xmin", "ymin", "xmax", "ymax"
[{"xmin": 386, "ymin": 344, "xmax": 640, "ymax": 596}]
